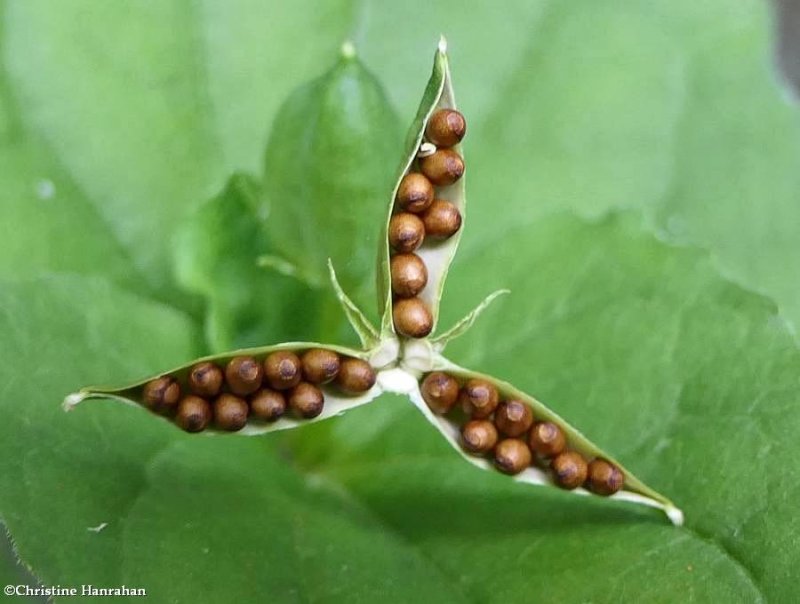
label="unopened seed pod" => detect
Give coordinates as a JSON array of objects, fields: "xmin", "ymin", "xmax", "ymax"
[
  {"xmin": 421, "ymin": 199, "xmax": 462, "ymax": 239},
  {"xmin": 250, "ymin": 389, "xmax": 286, "ymax": 422},
  {"xmin": 392, "ymin": 297, "xmax": 433, "ymax": 338},
  {"xmin": 336, "ymin": 358, "xmax": 376, "ymax": 394},
  {"xmin": 288, "ymin": 383, "xmax": 325, "ymax": 419},
  {"xmin": 175, "ymin": 395, "xmax": 212, "ymax": 433},
  {"xmin": 390, "ymin": 253, "xmax": 428, "ymax": 298},
  {"xmin": 396, "ymin": 172, "xmax": 434, "ymax": 213},
  {"xmin": 142, "ymin": 376, "xmax": 180, "ymax": 414},
  {"xmin": 389, "ymin": 212, "xmax": 425, "ymax": 252},
  {"xmin": 551, "ymin": 451, "xmax": 589, "ymax": 490},
  {"xmin": 460, "ymin": 379, "xmax": 499, "ymax": 418},
  {"xmin": 587, "ymin": 459, "xmax": 624, "ymax": 496},
  {"xmin": 264, "ymin": 351, "xmax": 302, "ymax": 390},
  {"xmin": 188, "ymin": 362, "xmax": 223, "ymax": 398},
  {"xmin": 529, "ymin": 422, "xmax": 566, "ymax": 458},
  {"xmin": 301, "ymin": 348, "xmax": 340, "ymax": 385},
  {"xmin": 461, "ymin": 420, "xmax": 498, "ymax": 454},
  {"xmin": 494, "ymin": 439, "xmax": 532, "ymax": 475},
  {"xmin": 426, "ymin": 109, "xmax": 466, "ymax": 147},
  {"xmin": 225, "ymin": 356, "xmax": 263, "ymax": 396},
  {"xmin": 494, "ymin": 400, "xmax": 534, "ymax": 437},
  {"xmin": 421, "ymin": 372, "xmax": 460, "ymax": 414},
  {"xmin": 213, "ymin": 393, "xmax": 248, "ymax": 431},
  {"xmin": 419, "ymin": 149, "xmax": 464, "ymax": 186}
]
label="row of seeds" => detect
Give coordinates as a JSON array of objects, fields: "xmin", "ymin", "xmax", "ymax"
[
  {"xmin": 390, "ymin": 109, "xmax": 466, "ymax": 338},
  {"xmin": 140, "ymin": 350, "xmax": 376, "ymax": 433},
  {"xmin": 421, "ymin": 372, "xmax": 625, "ymax": 496}
]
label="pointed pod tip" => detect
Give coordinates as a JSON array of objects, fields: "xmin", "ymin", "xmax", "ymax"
[
  {"xmin": 340, "ymin": 40, "xmax": 357, "ymax": 60},
  {"xmin": 666, "ymin": 505, "xmax": 685, "ymax": 527},
  {"xmin": 62, "ymin": 391, "xmax": 89, "ymax": 411},
  {"xmin": 438, "ymin": 35, "xmax": 448, "ymax": 54}
]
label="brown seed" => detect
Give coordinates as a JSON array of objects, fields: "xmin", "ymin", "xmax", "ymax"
[
  {"xmin": 529, "ymin": 422, "xmax": 566, "ymax": 458},
  {"xmin": 250, "ymin": 389, "xmax": 287, "ymax": 422},
  {"xmin": 390, "ymin": 253, "xmax": 428, "ymax": 298},
  {"xmin": 301, "ymin": 348, "xmax": 341, "ymax": 385},
  {"xmin": 587, "ymin": 459, "xmax": 625, "ymax": 496},
  {"xmin": 288, "ymin": 382, "xmax": 325, "ymax": 419},
  {"xmin": 551, "ymin": 451, "xmax": 589, "ymax": 490},
  {"xmin": 420, "ymin": 372, "xmax": 460, "ymax": 414},
  {"xmin": 494, "ymin": 439, "xmax": 532, "ymax": 475},
  {"xmin": 495, "ymin": 400, "xmax": 534, "ymax": 437},
  {"xmin": 225, "ymin": 356, "xmax": 263, "ymax": 396},
  {"xmin": 388, "ymin": 212, "xmax": 425, "ymax": 252},
  {"xmin": 175, "ymin": 395, "xmax": 212, "ymax": 433},
  {"xmin": 142, "ymin": 376, "xmax": 180, "ymax": 414},
  {"xmin": 425, "ymin": 109, "xmax": 466, "ymax": 147},
  {"xmin": 264, "ymin": 351, "xmax": 302, "ymax": 390},
  {"xmin": 419, "ymin": 149, "xmax": 464, "ymax": 186},
  {"xmin": 213, "ymin": 393, "xmax": 248, "ymax": 431},
  {"xmin": 461, "ymin": 420, "xmax": 498, "ymax": 454},
  {"xmin": 336, "ymin": 358, "xmax": 377, "ymax": 394},
  {"xmin": 421, "ymin": 200, "xmax": 462, "ymax": 239},
  {"xmin": 460, "ymin": 379, "xmax": 499, "ymax": 418},
  {"xmin": 396, "ymin": 172, "xmax": 434, "ymax": 213},
  {"xmin": 392, "ymin": 297, "xmax": 433, "ymax": 338},
  {"xmin": 188, "ymin": 361, "xmax": 223, "ymax": 397}
]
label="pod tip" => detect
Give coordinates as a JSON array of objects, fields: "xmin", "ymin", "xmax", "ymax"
[
  {"xmin": 341, "ymin": 40, "xmax": 357, "ymax": 59},
  {"xmin": 666, "ymin": 505, "xmax": 684, "ymax": 527},
  {"xmin": 438, "ymin": 35, "xmax": 448, "ymax": 53},
  {"xmin": 63, "ymin": 391, "xmax": 88, "ymax": 411}
]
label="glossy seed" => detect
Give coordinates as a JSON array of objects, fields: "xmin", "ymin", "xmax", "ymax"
[
  {"xmin": 392, "ymin": 297, "xmax": 433, "ymax": 338},
  {"xmin": 551, "ymin": 451, "xmax": 589, "ymax": 490},
  {"xmin": 213, "ymin": 393, "xmax": 248, "ymax": 431},
  {"xmin": 264, "ymin": 351, "xmax": 302, "ymax": 390},
  {"xmin": 288, "ymin": 382, "xmax": 325, "ymax": 419},
  {"xmin": 419, "ymin": 149, "xmax": 464, "ymax": 186},
  {"xmin": 396, "ymin": 172, "xmax": 434, "ymax": 213},
  {"xmin": 587, "ymin": 459, "xmax": 625, "ymax": 496},
  {"xmin": 390, "ymin": 253, "xmax": 428, "ymax": 298},
  {"xmin": 336, "ymin": 358, "xmax": 376, "ymax": 394},
  {"xmin": 188, "ymin": 362, "xmax": 223, "ymax": 398},
  {"xmin": 494, "ymin": 439, "xmax": 532, "ymax": 475},
  {"xmin": 420, "ymin": 372, "xmax": 460, "ymax": 414},
  {"xmin": 301, "ymin": 348, "xmax": 341, "ymax": 385},
  {"xmin": 421, "ymin": 199, "xmax": 462, "ymax": 239},
  {"xmin": 494, "ymin": 400, "xmax": 534, "ymax": 437},
  {"xmin": 461, "ymin": 420, "xmax": 498, "ymax": 454},
  {"xmin": 250, "ymin": 389, "xmax": 287, "ymax": 422},
  {"xmin": 426, "ymin": 109, "xmax": 466, "ymax": 147},
  {"xmin": 460, "ymin": 379, "xmax": 499, "ymax": 418},
  {"xmin": 142, "ymin": 376, "xmax": 180, "ymax": 414},
  {"xmin": 225, "ymin": 356, "xmax": 263, "ymax": 396},
  {"xmin": 388, "ymin": 212, "xmax": 425, "ymax": 252},
  {"xmin": 175, "ymin": 395, "xmax": 212, "ymax": 433},
  {"xmin": 529, "ymin": 422, "xmax": 566, "ymax": 458}
]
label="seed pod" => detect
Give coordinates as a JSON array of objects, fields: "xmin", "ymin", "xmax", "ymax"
[
  {"xmin": 188, "ymin": 362, "xmax": 223, "ymax": 398},
  {"xmin": 551, "ymin": 451, "xmax": 589, "ymax": 490},
  {"xmin": 529, "ymin": 422, "xmax": 566, "ymax": 458},
  {"xmin": 390, "ymin": 253, "xmax": 428, "ymax": 298},
  {"xmin": 421, "ymin": 200, "xmax": 462, "ymax": 239},
  {"xmin": 421, "ymin": 372, "xmax": 460, "ymax": 414},
  {"xmin": 213, "ymin": 393, "xmax": 248, "ymax": 431},
  {"xmin": 425, "ymin": 108, "xmax": 466, "ymax": 147},
  {"xmin": 396, "ymin": 172, "xmax": 434, "ymax": 213},
  {"xmin": 250, "ymin": 389, "xmax": 287, "ymax": 422},
  {"xmin": 461, "ymin": 420, "xmax": 498, "ymax": 454},
  {"xmin": 175, "ymin": 395, "xmax": 212, "ymax": 433},
  {"xmin": 587, "ymin": 459, "xmax": 625, "ymax": 496},
  {"xmin": 494, "ymin": 439, "xmax": 532, "ymax": 475},
  {"xmin": 460, "ymin": 379, "xmax": 499, "ymax": 418},
  {"xmin": 301, "ymin": 348, "xmax": 340, "ymax": 385},
  {"xmin": 419, "ymin": 149, "xmax": 464, "ymax": 186},
  {"xmin": 392, "ymin": 297, "xmax": 433, "ymax": 338},
  {"xmin": 264, "ymin": 351, "xmax": 302, "ymax": 390},
  {"xmin": 495, "ymin": 400, "xmax": 534, "ymax": 437},
  {"xmin": 288, "ymin": 382, "xmax": 325, "ymax": 419},
  {"xmin": 336, "ymin": 358, "xmax": 376, "ymax": 394},
  {"xmin": 389, "ymin": 212, "xmax": 425, "ymax": 252},
  {"xmin": 225, "ymin": 356, "xmax": 263, "ymax": 396},
  {"xmin": 142, "ymin": 376, "xmax": 180, "ymax": 414}
]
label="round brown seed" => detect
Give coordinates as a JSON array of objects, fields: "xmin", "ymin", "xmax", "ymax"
[
  {"xmin": 396, "ymin": 172, "xmax": 434, "ymax": 213},
  {"xmin": 213, "ymin": 393, "xmax": 248, "ymax": 431},
  {"xmin": 587, "ymin": 459, "xmax": 624, "ymax": 496},
  {"xmin": 188, "ymin": 361, "xmax": 223, "ymax": 398},
  {"xmin": 392, "ymin": 297, "xmax": 433, "ymax": 338},
  {"xmin": 264, "ymin": 351, "xmax": 302, "ymax": 390},
  {"xmin": 142, "ymin": 376, "xmax": 180, "ymax": 414},
  {"xmin": 495, "ymin": 400, "xmax": 534, "ymax": 437},
  {"xmin": 225, "ymin": 356, "xmax": 263, "ymax": 396},
  {"xmin": 389, "ymin": 212, "xmax": 425, "ymax": 252},
  {"xmin": 336, "ymin": 358, "xmax": 377, "ymax": 394},
  {"xmin": 390, "ymin": 253, "xmax": 428, "ymax": 298},
  {"xmin": 460, "ymin": 379, "xmax": 499, "ymax": 419},
  {"xmin": 494, "ymin": 439, "xmax": 532, "ymax": 475},
  {"xmin": 301, "ymin": 348, "xmax": 340, "ymax": 385},
  {"xmin": 250, "ymin": 389, "xmax": 287, "ymax": 422},
  {"xmin": 426, "ymin": 109, "xmax": 466, "ymax": 148},
  {"xmin": 421, "ymin": 199, "xmax": 462, "ymax": 239},
  {"xmin": 420, "ymin": 372, "xmax": 460, "ymax": 414},
  {"xmin": 288, "ymin": 382, "xmax": 325, "ymax": 419},
  {"xmin": 551, "ymin": 451, "xmax": 589, "ymax": 490},
  {"xmin": 175, "ymin": 395, "xmax": 212, "ymax": 433},
  {"xmin": 419, "ymin": 149, "xmax": 464, "ymax": 186},
  {"xmin": 461, "ymin": 420, "xmax": 498, "ymax": 454},
  {"xmin": 529, "ymin": 422, "xmax": 566, "ymax": 458}
]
